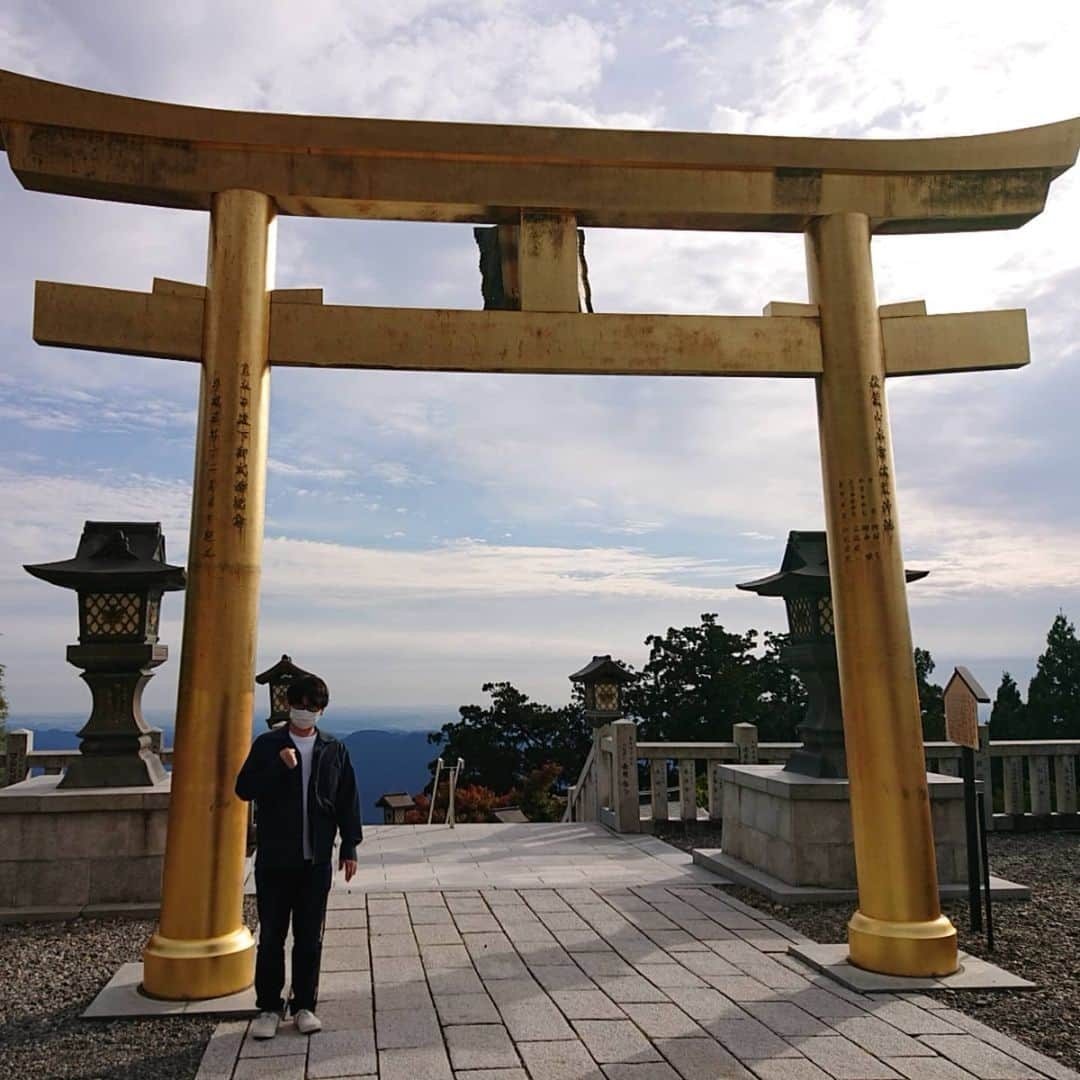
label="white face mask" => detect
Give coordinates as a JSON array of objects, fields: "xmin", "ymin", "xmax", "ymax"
[{"xmin": 289, "ymin": 708, "xmax": 320, "ymax": 730}]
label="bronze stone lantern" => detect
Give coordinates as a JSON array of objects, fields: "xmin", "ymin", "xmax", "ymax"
[
  {"xmin": 569, "ymin": 654, "xmax": 634, "ymax": 726},
  {"xmin": 24, "ymin": 521, "xmax": 186, "ymax": 788},
  {"xmin": 738, "ymin": 530, "xmax": 927, "ymax": 778},
  {"xmin": 255, "ymin": 654, "xmax": 316, "ymax": 729}
]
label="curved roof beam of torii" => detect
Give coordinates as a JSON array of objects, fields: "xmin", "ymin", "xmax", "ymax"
[{"xmin": 0, "ymin": 69, "xmax": 1077, "ymax": 233}]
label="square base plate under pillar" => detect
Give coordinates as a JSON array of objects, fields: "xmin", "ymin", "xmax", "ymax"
[
  {"xmin": 82, "ymin": 963, "xmax": 258, "ymax": 1019},
  {"xmin": 790, "ymin": 943, "xmax": 1036, "ymax": 993}
]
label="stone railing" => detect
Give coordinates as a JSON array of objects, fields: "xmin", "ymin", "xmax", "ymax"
[
  {"xmin": 564, "ymin": 719, "xmax": 1080, "ymax": 834},
  {"xmin": 1, "ymin": 729, "xmax": 174, "ymax": 786}
]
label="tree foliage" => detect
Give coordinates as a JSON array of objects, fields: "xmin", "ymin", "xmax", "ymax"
[
  {"xmin": 990, "ymin": 671, "xmax": 1027, "ymax": 741},
  {"xmin": 914, "ymin": 647, "xmax": 946, "ymax": 741},
  {"xmin": 1027, "ymin": 612, "xmax": 1080, "ymax": 739},
  {"xmin": 428, "ymin": 681, "xmax": 590, "ymax": 796},
  {"xmin": 623, "ymin": 614, "xmax": 806, "ymax": 742}
]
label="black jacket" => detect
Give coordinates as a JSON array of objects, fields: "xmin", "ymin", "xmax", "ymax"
[{"xmin": 235, "ymin": 725, "xmax": 363, "ymax": 868}]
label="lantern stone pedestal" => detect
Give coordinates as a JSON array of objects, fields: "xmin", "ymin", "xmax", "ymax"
[
  {"xmin": 0, "ymin": 772, "xmax": 172, "ymax": 920},
  {"xmin": 696, "ymin": 764, "xmax": 1030, "ymax": 903}
]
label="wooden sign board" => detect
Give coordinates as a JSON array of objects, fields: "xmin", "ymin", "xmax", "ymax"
[{"xmin": 943, "ymin": 666, "xmax": 989, "ymax": 750}]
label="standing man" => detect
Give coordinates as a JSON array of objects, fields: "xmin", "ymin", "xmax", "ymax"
[{"xmin": 236, "ymin": 674, "xmax": 363, "ymax": 1038}]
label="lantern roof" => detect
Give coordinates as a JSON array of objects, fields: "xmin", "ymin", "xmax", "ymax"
[
  {"xmin": 569, "ymin": 654, "xmax": 634, "ymax": 685},
  {"xmin": 24, "ymin": 521, "xmax": 186, "ymax": 593},
  {"xmin": 255, "ymin": 654, "xmax": 316, "ymax": 685},
  {"xmin": 944, "ymin": 665, "xmax": 990, "ymax": 703},
  {"xmin": 737, "ymin": 530, "xmax": 927, "ymax": 597},
  {"xmin": 375, "ymin": 793, "xmax": 417, "ymax": 810}
]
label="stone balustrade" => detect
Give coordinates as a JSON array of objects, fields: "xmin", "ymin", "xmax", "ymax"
[{"xmin": 565, "ymin": 720, "xmax": 1080, "ymax": 834}]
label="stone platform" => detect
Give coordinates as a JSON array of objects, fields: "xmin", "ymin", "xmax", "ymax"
[
  {"xmin": 0, "ymin": 772, "xmax": 170, "ymax": 920},
  {"xmin": 172, "ymin": 824, "xmax": 1074, "ymax": 1080}
]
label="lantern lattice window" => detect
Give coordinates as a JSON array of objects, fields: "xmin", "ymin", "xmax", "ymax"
[
  {"xmin": 785, "ymin": 595, "xmax": 816, "ymax": 638},
  {"xmin": 146, "ymin": 595, "xmax": 161, "ymax": 638},
  {"xmin": 271, "ymin": 683, "xmax": 290, "ymax": 714},
  {"xmin": 595, "ymin": 683, "xmax": 619, "ymax": 711},
  {"xmin": 817, "ymin": 595, "xmax": 834, "ymax": 636},
  {"xmin": 83, "ymin": 592, "xmax": 143, "ymax": 636}
]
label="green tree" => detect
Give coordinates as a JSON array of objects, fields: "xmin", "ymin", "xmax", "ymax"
[
  {"xmin": 623, "ymin": 614, "xmax": 806, "ymax": 742},
  {"xmin": 1027, "ymin": 613, "xmax": 1080, "ymax": 739},
  {"xmin": 990, "ymin": 671, "xmax": 1027, "ymax": 740},
  {"xmin": 914, "ymin": 647, "xmax": 945, "ymax": 741},
  {"xmin": 429, "ymin": 682, "xmax": 590, "ymax": 795}
]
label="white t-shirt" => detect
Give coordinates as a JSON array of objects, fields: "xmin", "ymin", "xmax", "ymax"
[{"xmin": 293, "ymin": 729, "xmax": 317, "ymax": 860}]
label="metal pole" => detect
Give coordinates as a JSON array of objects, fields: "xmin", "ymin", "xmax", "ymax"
[
  {"xmin": 977, "ymin": 791, "xmax": 995, "ymax": 951},
  {"xmin": 961, "ymin": 746, "xmax": 983, "ymax": 933},
  {"xmin": 428, "ymin": 758, "xmax": 443, "ymax": 824},
  {"xmin": 806, "ymin": 212, "xmax": 957, "ymax": 977},
  {"xmin": 144, "ymin": 189, "xmax": 275, "ymax": 1000}
]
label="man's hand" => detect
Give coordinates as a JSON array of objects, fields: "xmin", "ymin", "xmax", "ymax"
[
  {"xmin": 339, "ymin": 858, "xmax": 358, "ymax": 883},
  {"xmin": 280, "ymin": 747, "xmax": 298, "ymax": 769}
]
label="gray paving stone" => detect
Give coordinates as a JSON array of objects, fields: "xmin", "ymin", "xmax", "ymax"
[
  {"xmin": 541, "ymin": 911, "xmax": 591, "ymax": 931},
  {"xmin": 239, "ymin": 1020, "xmax": 310, "ymax": 1058},
  {"xmin": 423, "ymin": 944, "xmax": 474, "ymax": 968},
  {"xmin": 706, "ymin": 1017, "xmax": 801, "ymax": 1060},
  {"xmin": 407, "ymin": 892, "xmax": 449, "ymax": 907},
  {"xmin": 322, "ymin": 945, "xmax": 371, "ymax": 972},
  {"xmin": 515, "ymin": 940, "xmax": 573, "ymax": 965},
  {"xmin": 830, "ymin": 1017, "xmax": 939, "ymax": 1058},
  {"xmin": 798, "ymin": 1035, "xmax": 903, "ymax": 1079},
  {"xmin": 379, "ymin": 1045, "xmax": 454, "ymax": 1080},
  {"xmin": 317, "ymin": 997, "xmax": 375, "ymax": 1030},
  {"xmin": 620, "ymin": 1003, "xmax": 704, "ymax": 1039},
  {"xmin": 455, "ymin": 913, "xmax": 504, "ymax": 933},
  {"xmin": 476, "ymin": 954, "xmax": 531, "ymax": 979},
  {"xmin": 646, "ymin": 929, "xmax": 703, "ymax": 951},
  {"xmin": 319, "ymin": 970, "xmax": 375, "ymax": 1004},
  {"xmin": 456, "ymin": 1071, "xmax": 528, "ymax": 1080},
  {"xmin": 435, "ymin": 992, "xmax": 501, "ymax": 1025},
  {"xmin": 602, "ymin": 1064, "xmax": 682, "ymax": 1080},
  {"xmin": 702, "ymin": 974, "xmax": 778, "ymax": 1001},
  {"xmin": 653, "ymin": 1036, "xmax": 754, "ymax": 1080},
  {"xmin": 410, "ymin": 907, "xmax": 455, "ymax": 925},
  {"xmin": 633, "ymin": 963, "xmax": 707, "ymax": 989},
  {"xmin": 369, "ymin": 913, "xmax": 408, "ymax": 935},
  {"xmin": 886, "ymin": 1059, "xmax": 983, "ymax": 1080},
  {"xmin": 465, "ymin": 932, "xmax": 516, "ymax": 955},
  {"xmin": 593, "ymin": 975, "xmax": 670, "ymax": 1003},
  {"xmin": 307, "ymin": 1027, "xmax": 378, "ymax": 1078},
  {"xmin": 368, "ymin": 897, "xmax": 407, "ymax": 915},
  {"xmin": 376, "ymin": 1005, "xmax": 443, "ymax": 1049},
  {"xmin": 372, "ymin": 955, "xmax": 425, "ymax": 984},
  {"xmin": 559, "ymin": 929, "xmax": 610, "ymax": 952},
  {"xmin": 575, "ymin": 952, "xmax": 636, "ymax": 978},
  {"xmin": 550, "ymin": 990, "xmax": 626, "ymax": 1020},
  {"xmin": 743, "ymin": 1001, "xmax": 829, "ymax": 1036},
  {"xmin": 325, "ymin": 908, "xmax": 368, "ymax": 929},
  {"xmin": 504, "ymin": 923, "xmax": 558, "ymax": 944},
  {"xmin": 681, "ymin": 952, "xmax": 743, "ymax": 977},
  {"xmin": 488, "ymin": 977, "xmax": 576, "ymax": 1040},
  {"xmin": 445, "ymin": 1024, "xmax": 521, "ymax": 1070},
  {"xmin": 415, "ymin": 922, "xmax": 464, "ymax": 945},
  {"xmin": 865, "ymin": 1001, "xmax": 964, "ymax": 1036},
  {"xmin": 663, "ymin": 986, "xmax": 747, "ymax": 1021},
  {"xmin": 448, "ymin": 896, "xmax": 489, "ymax": 913},
  {"xmin": 428, "ymin": 966, "xmax": 485, "ymax": 995},
  {"xmin": 375, "ymin": 980, "xmax": 433, "ymax": 1011},
  {"xmin": 371, "ymin": 933, "xmax": 420, "ymax": 957},
  {"xmin": 234, "ymin": 1058, "xmax": 307, "ymax": 1080},
  {"xmin": 788, "ymin": 986, "xmax": 871, "ymax": 1019},
  {"xmin": 194, "ymin": 1021, "xmax": 246, "ymax": 1079},
  {"xmin": 928, "ymin": 1010, "xmax": 1078, "ymax": 1080},
  {"xmin": 533, "ymin": 965, "xmax": 597, "ymax": 992},
  {"xmin": 747, "ymin": 1060, "xmax": 833, "ymax": 1080},
  {"xmin": 918, "ymin": 1036, "xmax": 1042, "ymax": 1079},
  {"xmin": 323, "ymin": 927, "xmax": 368, "ymax": 947},
  {"xmin": 573, "ymin": 1020, "xmax": 662, "ymax": 1064},
  {"xmin": 517, "ymin": 1039, "xmax": 605, "ymax": 1080}
]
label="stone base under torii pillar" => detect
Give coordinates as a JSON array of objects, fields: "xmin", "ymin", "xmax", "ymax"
[{"xmin": 693, "ymin": 764, "xmax": 1029, "ymax": 904}]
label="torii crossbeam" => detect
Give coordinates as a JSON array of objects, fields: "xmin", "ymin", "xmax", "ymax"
[{"xmin": 3, "ymin": 68, "xmax": 1078, "ymax": 995}]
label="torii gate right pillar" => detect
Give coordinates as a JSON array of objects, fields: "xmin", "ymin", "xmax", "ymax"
[{"xmin": 808, "ymin": 212, "xmax": 958, "ymax": 976}]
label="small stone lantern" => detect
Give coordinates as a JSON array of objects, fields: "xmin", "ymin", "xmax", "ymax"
[
  {"xmin": 255, "ymin": 654, "xmax": 316, "ymax": 729},
  {"xmin": 24, "ymin": 521, "xmax": 186, "ymax": 788},
  {"xmin": 569, "ymin": 654, "xmax": 634, "ymax": 727},
  {"xmin": 738, "ymin": 530, "xmax": 927, "ymax": 779}
]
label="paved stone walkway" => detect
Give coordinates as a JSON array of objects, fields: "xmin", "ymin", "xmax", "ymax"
[{"xmin": 207, "ymin": 827, "xmax": 1077, "ymax": 1080}]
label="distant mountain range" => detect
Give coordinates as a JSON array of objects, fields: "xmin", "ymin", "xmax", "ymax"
[{"xmin": 10, "ymin": 711, "xmax": 449, "ymax": 823}]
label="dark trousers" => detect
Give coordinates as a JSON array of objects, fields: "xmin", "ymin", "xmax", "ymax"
[{"xmin": 254, "ymin": 860, "xmax": 332, "ymax": 1013}]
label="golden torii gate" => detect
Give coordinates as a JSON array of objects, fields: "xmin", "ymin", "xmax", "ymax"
[{"xmin": 2, "ymin": 69, "xmax": 1077, "ymax": 996}]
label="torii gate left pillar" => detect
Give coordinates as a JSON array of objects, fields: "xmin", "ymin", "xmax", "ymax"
[{"xmin": 143, "ymin": 190, "xmax": 275, "ymax": 997}]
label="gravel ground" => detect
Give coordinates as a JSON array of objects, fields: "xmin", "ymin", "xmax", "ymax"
[
  {"xmin": 0, "ymin": 899, "xmax": 258, "ymax": 1080},
  {"xmin": 656, "ymin": 821, "xmax": 1080, "ymax": 1072}
]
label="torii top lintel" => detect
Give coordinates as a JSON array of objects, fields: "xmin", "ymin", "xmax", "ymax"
[{"xmin": 1, "ymin": 70, "xmax": 1077, "ymax": 233}]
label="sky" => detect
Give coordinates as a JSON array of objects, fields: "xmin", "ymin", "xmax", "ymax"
[{"xmin": 1, "ymin": 0, "xmax": 1078, "ymax": 726}]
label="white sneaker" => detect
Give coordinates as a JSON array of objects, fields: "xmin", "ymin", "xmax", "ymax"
[
  {"xmin": 252, "ymin": 1011, "xmax": 281, "ymax": 1039},
  {"xmin": 294, "ymin": 1008, "xmax": 322, "ymax": 1034}
]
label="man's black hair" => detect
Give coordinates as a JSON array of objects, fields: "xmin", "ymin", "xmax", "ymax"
[{"xmin": 286, "ymin": 674, "xmax": 330, "ymax": 712}]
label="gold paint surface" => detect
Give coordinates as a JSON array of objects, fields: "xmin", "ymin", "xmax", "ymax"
[
  {"xmin": 1, "ymin": 70, "xmax": 1076, "ymax": 231},
  {"xmin": 807, "ymin": 211, "xmax": 958, "ymax": 977},
  {"xmin": 142, "ymin": 188, "xmax": 275, "ymax": 1000}
]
